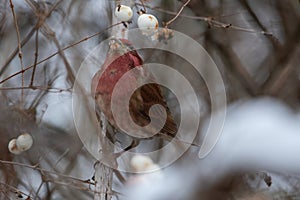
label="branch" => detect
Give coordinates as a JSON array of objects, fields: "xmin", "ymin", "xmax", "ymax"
[
  {"xmin": 0, "ymin": 85, "xmax": 72, "ymax": 93},
  {"xmin": 30, "ymin": 28, "xmax": 39, "ymax": 87},
  {"xmin": 9, "ymin": 0, "xmax": 24, "ymax": 102},
  {"xmin": 94, "ymin": 113, "xmax": 113, "ymax": 200},
  {"xmin": 0, "ymin": 22, "xmax": 122, "ymax": 85},
  {"xmin": 136, "ymin": 3, "xmax": 276, "ymax": 37},
  {"xmin": 164, "ymin": 0, "xmax": 192, "ymax": 27}
]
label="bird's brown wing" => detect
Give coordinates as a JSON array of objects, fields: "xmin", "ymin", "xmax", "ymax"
[
  {"xmin": 126, "ymin": 50, "xmax": 178, "ymax": 138},
  {"xmin": 129, "ymin": 81, "xmax": 178, "ymax": 138}
]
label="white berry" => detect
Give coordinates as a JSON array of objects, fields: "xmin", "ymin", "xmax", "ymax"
[
  {"xmin": 137, "ymin": 14, "xmax": 159, "ymax": 35},
  {"xmin": 16, "ymin": 133, "xmax": 33, "ymax": 152},
  {"xmin": 115, "ymin": 5, "xmax": 133, "ymax": 22},
  {"xmin": 131, "ymin": 155, "xmax": 154, "ymax": 172},
  {"xmin": 8, "ymin": 139, "xmax": 22, "ymax": 155}
]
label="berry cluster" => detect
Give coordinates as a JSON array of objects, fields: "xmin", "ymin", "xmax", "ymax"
[
  {"xmin": 114, "ymin": 4, "xmax": 159, "ymax": 34},
  {"xmin": 8, "ymin": 133, "xmax": 33, "ymax": 155}
]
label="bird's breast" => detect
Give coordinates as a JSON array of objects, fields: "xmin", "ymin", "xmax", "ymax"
[{"xmin": 96, "ymin": 53, "xmax": 144, "ymax": 99}]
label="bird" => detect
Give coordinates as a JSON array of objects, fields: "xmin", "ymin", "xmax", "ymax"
[{"xmin": 91, "ymin": 38, "xmax": 178, "ymax": 149}]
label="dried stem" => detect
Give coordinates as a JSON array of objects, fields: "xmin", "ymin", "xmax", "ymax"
[
  {"xmin": 9, "ymin": 0, "xmax": 24, "ymax": 102},
  {"xmin": 30, "ymin": 29, "xmax": 39, "ymax": 87},
  {"xmin": 164, "ymin": 0, "xmax": 192, "ymax": 27},
  {"xmin": 137, "ymin": 3, "xmax": 275, "ymax": 37},
  {"xmin": 0, "ymin": 85, "xmax": 72, "ymax": 93},
  {"xmin": 0, "ymin": 159, "xmax": 94, "ymax": 187},
  {"xmin": 0, "ymin": 0, "xmax": 63, "ymax": 76},
  {"xmin": 139, "ymin": 0, "xmax": 146, "ymax": 12},
  {"xmin": 0, "ymin": 27, "xmax": 36, "ymax": 75},
  {"xmin": 41, "ymin": 24, "xmax": 75, "ymax": 84},
  {"xmin": 0, "ymin": 22, "xmax": 122, "ymax": 85},
  {"xmin": 0, "ymin": 182, "xmax": 31, "ymax": 199}
]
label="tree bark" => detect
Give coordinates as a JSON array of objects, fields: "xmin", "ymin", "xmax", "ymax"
[{"xmin": 94, "ymin": 113, "xmax": 114, "ymax": 200}]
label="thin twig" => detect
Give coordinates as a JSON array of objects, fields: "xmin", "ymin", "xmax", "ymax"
[
  {"xmin": 164, "ymin": 0, "xmax": 192, "ymax": 27},
  {"xmin": 0, "ymin": 182, "xmax": 31, "ymax": 199},
  {"xmin": 0, "ymin": 160, "xmax": 94, "ymax": 187},
  {"xmin": 260, "ymin": 26, "xmax": 300, "ymax": 93},
  {"xmin": 30, "ymin": 29, "xmax": 39, "ymax": 87},
  {"xmin": 263, "ymin": 55, "xmax": 297, "ymax": 96},
  {"xmin": 0, "ymin": 0, "xmax": 62, "ymax": 75},
  {"xmin": 0, "ymin": 27, "xmax": 36, "ymax": 75},
  {"xmin": 26, "ymin": 0, "xmax": 75, "ymax": 84},
  {"xmin": 213, "ymin": 39, "xmax": 259, "ymax": 96},
  {"xmin": 9, "ymin": 0, "xmax": 24, "ymax": 102},
  {"xmin": 25, "ymin": 0, "xmax": 63, "ymax": 23},
  {"xmin": 41, "ymin": 23, "xmax": 75, "ymax": 83},
  {"xmin": 0, "ymin": 22, "xmax": 122, "ymax": 85},
  {"xmin": 240, "ymin": 0, "xmax": 279, "ymax": 47},
  {"xmin": 0, "ymin": 85, "xmax": 72, "ymax": 93},
  {"xmin": 34, "ymin": 181, "xmax": 44, "ymax": 200},
  {"xmin": 43, "ymin": 179, "xmax": 94, "ymax": 193},
  {"xmin": 137, "ymin": 3, "xmax": 275, "ymax": 36},
  {"xmin": 139, "ymin": 0, "xmax": 146, "ymax": 12}
]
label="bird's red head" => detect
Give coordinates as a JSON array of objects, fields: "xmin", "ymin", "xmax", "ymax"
[{"xmin": 108, "ymin": 38, "xmax": 135, "ymax": 55}]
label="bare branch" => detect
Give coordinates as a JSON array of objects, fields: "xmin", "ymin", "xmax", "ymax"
[
  {"xmin": 164, "ymin": 0, "xmax": 192, "ymax": 27},
  {"xmin": 30, "ymin": 29, "xmax": 39, "ymax": 87},
  {"xmin": 9, "ymin": 0, "xmax": 25, "ymax": 101},
  {"xmin": 0, "ymin": 22, "xmax": 122, "ymax": 85}
]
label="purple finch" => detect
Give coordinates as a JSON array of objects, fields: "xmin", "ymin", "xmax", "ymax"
[{"xmin": 91, "ymin": 38, "xmax": 177, "ymax": 143}]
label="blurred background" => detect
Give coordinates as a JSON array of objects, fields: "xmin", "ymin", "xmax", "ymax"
[{"xmin": 0, "ymin": 0, "xmax": 300, "ymax": 199}]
